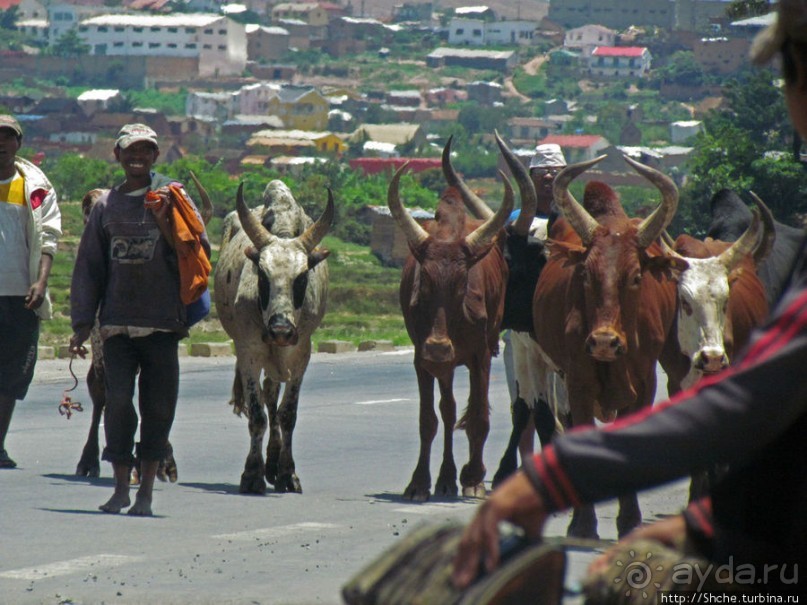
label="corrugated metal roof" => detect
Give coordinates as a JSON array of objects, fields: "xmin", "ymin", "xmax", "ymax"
[
  {"xmin": 592, "ymin": 46, "xmax": 647, "ymax": 57},
  {"xmin": 81, "ymin": 13, "xmax": 223, "ymax": 26},
  {"xmin": 78, "ymin": 89, "xmax": 120, "ymax": 101},
  {"xmin": 539, "ymin": 134, "xmax": 606, "ymax": 148}
]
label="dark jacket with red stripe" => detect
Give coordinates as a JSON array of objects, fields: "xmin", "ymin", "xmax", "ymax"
[{"xmin": 528, "ymin": 236, "xmax": 807, "ymax": 571}]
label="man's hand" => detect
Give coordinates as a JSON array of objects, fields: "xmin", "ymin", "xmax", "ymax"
[
  {"xmin": 24, "ymin": 280, "xmax": 47, "ymax": 310},
  {"xmin": 451, "ymin": 472, "xmax": 547, "ymax": 589},
  {"xmin": 69, "ymin": 328, "xmax": 91, "ymax": 358}
]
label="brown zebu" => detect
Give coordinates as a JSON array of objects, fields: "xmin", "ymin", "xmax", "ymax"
[
  {"xmin": 390, "ymin": 161, "xmax": 513, "ymax": 500},
  {"xmin": 532, "ymin": 156, "xmax": 681, "ymax": 538},
  {"xmin": 74, "ymin": 172, "xmax": 213, "ymax": 481}
]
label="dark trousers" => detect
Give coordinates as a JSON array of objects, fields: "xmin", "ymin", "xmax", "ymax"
[
  {"xmin": 0, "ymin": 296, "xmax": 39, "ymax": 400},
  {"xmin": 101, "ymin": 332, "xmax": 179, "ymax": 467}
]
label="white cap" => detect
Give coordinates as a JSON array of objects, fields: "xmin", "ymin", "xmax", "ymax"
[{"xmin": 529, "ymin": 143, "xmax": 566, "ymax": 169}]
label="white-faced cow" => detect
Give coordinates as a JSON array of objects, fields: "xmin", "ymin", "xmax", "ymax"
[
  {"xmin": 706, "ymin": 188, "xmax": 803, "ymax": 306},
  {"xmin": 440, "ymin": 133, "xmax": 569, "ymax": 489},
  {"xmin": 75, "ymin": 172, "xmax": 213, "ymax": 481},
  {"xmin": 533, "ymin": 156, "xmax": 680, "ymax": 538},
  {"xmin": 214, "ymin": 180, "xmax": 331, "ymax": 494},
  {"xmin": 390, "ymin": 159, "xmax": 513, "ymax": 501},
  {"xmin": 659, "ymin": 196, "xmax": 773, "ymax": 501}
]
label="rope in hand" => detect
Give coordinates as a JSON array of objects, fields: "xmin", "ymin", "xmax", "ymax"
[{"xmin": 58, "ymin": 354, "xmax": 84, "ymax": 419}]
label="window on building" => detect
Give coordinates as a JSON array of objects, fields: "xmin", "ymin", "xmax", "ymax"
[
  {"xmin": 168, "ymin": 27, "xmax": 177, "ymax": 33},
  {"xmin": 455, "ymin": 28, "xmax": 464, "ymax": 35},
  {"xmin": 113, "ymin": 41, "xmax": 124, "ymax": 47},
  {"xmin": 149, "ymin": 42, "xmax": 160, "ymax": 48},
  {"xmin": 79, "ymin": 25, "xmax": 87, "ymax": 32},
  {"xmin": 203, "ymin": 44, "xmax": 212, "ymax": 49},
  {"xmin": 133, "ymin": 41, "xmax": 143, "ymax": 47},
  {"xmin": 98, "ymin": 26, "xmax": 108, "ymax": 32},
  {"xmin": 204, "ymin": 28, "xmax": 213, "ymax": 34},
  {"xmin": 218, "ymin": 44, "xmax": 226, "ymax": 50},
  {"xmin": 168, "ymin": 43, "xmax": 177, "ymax": 48},
  {"xmin": 186, "ymin": 27, "xmax": 196, "ymax": 33},
  {"xmin": 218, "ymin": 29, "xmax": 226, "ymax": 34},
  {"xmin": 134, "ymin": 27, "xmax": 143, "ymax": 32},
  {"xmin": 473, "ymin": 29, "xmax": 482, "ymax": 36},
  {"xmin": 151, "ymin": 26, "xmax": 160, "ymax": 32},
  {"xmin": 185, "ymin": 43, "xmax": 197, "ymax": 48}
]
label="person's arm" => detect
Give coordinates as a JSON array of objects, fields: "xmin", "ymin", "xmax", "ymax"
[
  {"xmin": 25, "ymin": 253, "xmax": 53, "ymax": 310},
  {"xmin": 69, "ymin": 202, "xmax": 107, "ymax": 354}
]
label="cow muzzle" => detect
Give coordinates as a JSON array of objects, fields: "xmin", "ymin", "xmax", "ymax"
[
  {"xmin": 692, "ymin": 347, "xmax": 729, "ymax": 374},
  {"xmin": 585, "ymin": 329, "xmax": 626, "ymax": 362},
  {"xmin": 263, "ymin": 314, "xmax": 299, "ymax": 346},
  {"xmin": 423, "ymin": 336, "xmax": 455, "ymax": 363}
]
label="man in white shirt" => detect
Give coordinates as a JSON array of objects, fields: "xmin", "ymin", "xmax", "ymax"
[{"xmin": 0, "ymin": 114, "xmax": 62, "ymax": 469}]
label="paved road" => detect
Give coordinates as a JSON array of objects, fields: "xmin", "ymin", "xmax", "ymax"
[{"xmin": 0, "ymin": 349, "xmax": 688, "ymax": 604}]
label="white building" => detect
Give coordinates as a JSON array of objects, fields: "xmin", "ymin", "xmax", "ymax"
[
  {"xmin": 586, "ymin": 46, "xmax": 652, "ymax": 78},
  {"xmin": 236, "ymin": 82, "xmax": 282, "ymax": 116},
  {"xmin": 448, "ymin": 17, "xmax": 537, "ymax": 46},
  {"xmin": 186, "ymin": 91, "xmax": 238, "ymax": 120},
  {"xmin": 670, "ymin": 120, "xmax": 704, "ymax": 144},
  {"xmin": 77, "ymin": 14, "xmax": 247, "ymax": 77},
  {"xmin": 564, "ymin": 24, "xmax": 617, "ymax": 54},
  {"xmin": 77, "ymin": 89, "xmax": 122, "ymax": 116}
]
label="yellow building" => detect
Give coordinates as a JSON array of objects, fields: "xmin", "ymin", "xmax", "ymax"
[{"xmin": 266, "ymin": 85, "xmax": 330, "ymax": 131}]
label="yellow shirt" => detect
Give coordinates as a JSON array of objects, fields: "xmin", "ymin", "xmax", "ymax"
[{"xmin": 0, "ymin": 171, "xmax": 31, "ymax": 295}]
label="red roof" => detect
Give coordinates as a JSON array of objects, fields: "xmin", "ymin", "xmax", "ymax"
[
  {"xmin": 0, "ymin": 0, "xmax": 22, "ymax": 8},
  {"xmin": 349, "ymin": 157, "xmax": 441, "ymax": 176},
  {"xmin": 592, "ymin": 46, "xmax": 647, "ymax": 57},
  {"xmin": 538, "ymin": 134, "xmax": 606, "ymax": 148}
]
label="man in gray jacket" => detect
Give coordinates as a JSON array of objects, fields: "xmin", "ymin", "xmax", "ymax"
[{"xmin": 0, "ymin": 114, "xmax": 62, "ymax": 469}]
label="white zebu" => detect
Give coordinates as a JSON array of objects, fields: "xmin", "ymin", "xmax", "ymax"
[{"xmin": 214, "ymin": 180, "xmax": 332, "ymax": 494}]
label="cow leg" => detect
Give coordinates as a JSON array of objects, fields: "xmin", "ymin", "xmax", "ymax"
[
  {"xmin": 273, "ymin": 377, "xmax": 303, "ymax": 494},
  {"xmin": 157, "ymin": 441, "xmax": 178, "ymax": 483},
  {"xmin": 240, "ymin": 368, "xmax": 268, "ymax": 495},
  {"xmin": 76, "ymin": 365, "xmax": 105, "ymax": 477},
  {"xmin": 262, "ymin": 378, "xmax": 282, "ymax": 487},
  {"xmin": 434, "ymin": 372, "xmax": 458, "ymax": 498},
  {"xmin": 404, "ymin": 363, "xmax": 436, "ymax": 501},
  {"xmin": 568, "ymin": 505, "xmax": 599, "ymax": 539},
  {"xmin": 566, "ymin": 381, "xmax": 598, "ymax": 539},
  {"xmin": 616, "ymin": 493, "xmax": 642, "ymax": 538},
  {"xmin": 459, "ymin": 356, "xmax": 490, "ymax": 499},
  {"xmin": 491, "ymin": 397, "xmax": 530, "ymax": 489}
]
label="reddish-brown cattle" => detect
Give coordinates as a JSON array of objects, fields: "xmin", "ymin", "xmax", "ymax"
[
  {"xmin": 533, "ymin": 156, "xmax": 681, "ymax": 538},
  {"xmin": 390, "ymin": 162, "xmax": 513, "ymax": 501}
]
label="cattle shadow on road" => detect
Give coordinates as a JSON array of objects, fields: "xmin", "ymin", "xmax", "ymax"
[
  {"xmin": 367, "ymin": 491, "xmax": 483, "ymax": 505},
  {"xmin": 43, "ymin": 473, "xmax": 115, "ymax": 487},
  {"xmin": 37, "ymin": 507, "xmax": 167, "ymax": 518},
  {"xmin": 179, "ymin": 481, "xmax": 281, "ymax": 497}
]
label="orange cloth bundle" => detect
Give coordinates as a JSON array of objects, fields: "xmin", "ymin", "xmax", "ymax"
[
  {"xmin": 163, "ymin": 184, "xmax": 211, "ymax": 305},
  {"xmin": 144, "ymin": 190, "xmax": 163, "ymax": 210}
]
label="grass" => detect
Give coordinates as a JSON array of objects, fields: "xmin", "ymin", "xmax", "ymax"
[{"xmin": 42, "ymin": 201, "xmax": 409, "ymax": 350}]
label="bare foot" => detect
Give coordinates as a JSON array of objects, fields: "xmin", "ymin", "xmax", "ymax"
[
  {"xmin": 99, "ymin": 492, "xmax": 131, "ymax": 514},
  {"xmin": 127, "ymin": 494, "xmax": 153, "ymax": 517}
]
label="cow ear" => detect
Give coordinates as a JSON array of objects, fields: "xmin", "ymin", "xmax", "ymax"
[
  {"xmin": 547, "ymin": 240, "xmax": 587, "ymax": 264},
  {"xmin": 646, "ymin": 254, "xmax": 688, "ymax": 281},
  {"xmin": 244, "ymin": 246, "xmax": 260, "ymax": 263},
  {"xmin": 308, "ymin": 247, "xmax": 330, "ymax": 269}
]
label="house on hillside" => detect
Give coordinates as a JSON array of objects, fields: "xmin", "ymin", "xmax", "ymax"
[
  {"xmin": 349, "ymin": 123, "xmax": 425, "ymax": 152},
  {"xmin": 267, "ymin": 85, "xmax": 329, "ymax": 131},
  {"xmin": 586, "ymin": 46, "xmax": 652, "ymax": 78},
  {"xmin": 363, "ymin": 204, "xmax": 434, "ymax": 266},
  {"xmin": 692, "ymin": 36, "xmax": 750, "ymax": 75},
  {"xmin": 245, "ymin": 24, "xmax": 290, "ymax": 62},
  {"xmin": 507, "ymin": 116, "xmax": 563, "ymax": 143},
  {"xmin": 186, "ymin": 91, "xmax": 237, "ymax": 121},
  {"xmin": 564, "ymin": 24, "xmax": 616, "ymax": 54},
  {"xmin": 77, "ymin": 89, "xmax": 122, "ymax": 116},
  {"xmin": 247, "ymin": 129, "xmax": 345, "ymax": 155},
  {"xmin": 426, "ymin": 48, "xmax": 518, "ymax": 72},
  {"xmin": 538, "ymin": 134, "xmax": 610, "ymax": 164},
  {"xmin": 466, "ymin": 80, "xmax": 502, "ymax": 105}
]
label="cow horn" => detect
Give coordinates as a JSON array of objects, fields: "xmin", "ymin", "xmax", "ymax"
[
  {"xmin": 625, "ymin": 156, "xmax": 679, "ymax": 249},
  {"xmin": 718, "ymin": 208, "xmax": 761, "ymax": 271},
  {"xmin": 388, "ymin": 162, "xmax": 429, "ymax": 248},
  {"xmin": 298, "ymin": 188, "xmax": 335, "ymax": 253},
  {"xmin": 465, "ymin": 170, "xmax": 514, "ymax": 253},
  {"xmin": 749, "ymin": 191, "xmax": 775, "ymax": 265},
  {"xmin": 658, "ymin": 232, "xmax": 685, "ymax": 261},
  {"xmin": 441, "ymin": 135, "xmax": 493, "ymax": 220},
  {"xmin": 495, "ymin": 130, "xmax": 536, "ymax": 237},
  {"xmin": 189, "ymin": 170, "xmax": 214, "ymax": 225},
  {"xmin": 236, "ymin": 182, "xmax": 274, "ymax": 249},
  {"xmin": 552, "ymin": 155, "xmax": 606, "ymax": 246}
]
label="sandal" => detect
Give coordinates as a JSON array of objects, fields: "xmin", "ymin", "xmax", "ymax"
[{"xmin": 0, "ymin": 449, "xmax": 17, "ymax": 469}]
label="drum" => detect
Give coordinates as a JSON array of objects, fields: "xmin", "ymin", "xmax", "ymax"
[{"xmin": 342, "ymin": 522, "xmax": 566, "ymax": 605}]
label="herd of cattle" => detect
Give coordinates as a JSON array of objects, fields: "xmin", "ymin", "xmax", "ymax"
[{"xmin": 71, "ymin": 137, "xmax": 802, "ymax": 540}]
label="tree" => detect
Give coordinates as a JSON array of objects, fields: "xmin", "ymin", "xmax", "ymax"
[
  {"xmin": 653, "ymin": 51, "xmax": 706, "ymax": 87},
  {"xmin": 49, "ymin": 29, "xmax": 90, "ymax": 58},
  {"xmin": 675, "ymin": 67, "xmax": 807, "ymax": 236}
]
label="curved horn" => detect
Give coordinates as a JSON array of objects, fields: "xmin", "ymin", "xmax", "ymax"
[
  {"xmin": 387, "ymin": 162, "xmax": 429, "ymax": 248},
  {"xmin": 718, "ymin": 208, "xmax": 761, "ymax": 272},
  {"xmin": 189, "ymin": 170, "xmax": 214, "ymax": 225},
  {"xmin": 658, "ymin": 231, "xmax": 686, "ymax": 262},
  {"xmin": 552, "ymin": 155, "xmax": 607, "ymax": 246},
  {"xmin": 298, "ymin": 188, "xmax": 335, "ymax": 253},
  {"xmin": 442, "ymin": 134, "xmax": 493, "ymax": 220},
  {"xmin": 236, "ymin": 182, "xmax": 274, "ymax": 249},
  {"xmin": 495, "ymin": 129, "xmax": 536, "ymax": 237},
  {"xmin": 624, "ymin": 156, "xmax": 679, "ymax": 249},
  {"xmin": 748, "ymin": 191, "xmax": 775, "ymax": 266},
  {"xmin": 466, "ymin": 170, "xmax": 515, "ymax": 253}
]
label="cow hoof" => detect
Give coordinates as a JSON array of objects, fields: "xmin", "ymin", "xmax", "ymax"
[
  {"xmin": 403, "ymin": 484, "xmax": 430, "ymax": 502},
  {"xmin": 462, "ymin": 483, "xmax": 486, "ymax": 499},
  {"xmin": 434, "ymin": 479, "xmax": 458, "ymax": 498},
  {"xmin": 75, "ymin": 460, "xmax": 100, "ymax": 478},
  {"xmin": 275, "ymin": 474, "xmax": 302, "ymax": 494},
  {"xmin": 240, "ymin": 474, "xmax": 267, "ymax": 495}
]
